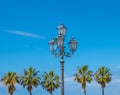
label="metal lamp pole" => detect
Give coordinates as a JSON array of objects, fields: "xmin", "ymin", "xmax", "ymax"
[{"xmin": 48, "ymin": 24, "xmax": 78, "ymax": 95}]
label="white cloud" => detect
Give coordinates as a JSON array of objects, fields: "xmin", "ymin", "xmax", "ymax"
[
  {"xmin": 0, "ymin": 83, "xmax": 2, "ymax": 86},
  {"xmin": 64, "ymin": 76, "xmax": 93, "ymax": 84},
  {"xmin": 117, "ymin": 66, "xmax": 120, "ymax": 70},
  {"xmin": 88, "ymin": 75, "xmax": 120, "ymax": 87},
  {"xmin": 6, "ymin": 30, "xmax": 46, "ymax": 39},
  {"xmin": 109, "ymin": 75, "xmax": 120, "ymax": 85},
  {"xmin": 109, "ymin": 64, "xmax": 120, "ymax": 68},
  {"xmin": 64, "ymin": 76, "xmax": 74, "ymax": 82},
  {"xmin": 108, "ymin": 64, "xmax": 120, "ymax": 72},
  {"xmin": 0, "ymin": 83, "xmax": 5, "ymax": 88},
  {"xmin": 64, "ymin": 76, "xmax": 98, "ymax": 87},
  {"xmin": 87, "ymin": 80, "xmax": 99, "ymax": 87},
  {"xmin": 64, "ymin": 76, "xmax": 117, "ymax": 87}
]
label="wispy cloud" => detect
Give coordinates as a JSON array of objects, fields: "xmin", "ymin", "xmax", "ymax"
[
  {"xmin": 108, "ymin": 64, "xmax": 120, "ymax": 71},
  {"xmin": 87, "ymin": 80, "xmax": 99, "ymax": 87},
  {"xmin": 110, "ymin": 75, "xmax": 120, "ymax": 85},
  {"xmin": 64, "ymin": 75, "xmax": 120, "ymax": 87},
  {"xmin": 0, "ymin": 83, "xmax": 5, "ymax": 88},
  {"xmin": 6, "ymin": 30, "xmax": 46, "ymax": 39},
  {"xmin": 65, "ymin": 76, "xmax": 74, "ymax": 82}
]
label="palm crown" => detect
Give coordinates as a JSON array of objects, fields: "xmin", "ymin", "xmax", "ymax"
[
  {"xmin": 20, "ymin": 67, "xmax": 40, "ymax": 95},
  {"xmin": 74, "ymin": 65, "xmax": 93, "ymax": 95},
  {"xmin": 41, "ymin": 70, "xmax": 60, "ymax": 95},
  {"xmin": 1, "ymin": 72, "xmax": 19, "ymax": 95},
  {"xmin": 95, "ymin": 66, "xmax": 112, "ymax": 95}
]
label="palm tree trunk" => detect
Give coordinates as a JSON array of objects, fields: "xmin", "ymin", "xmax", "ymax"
[
  {"xmin": 29, "ymin": 91, "xmax": 32, "ymax": 95},
  {"xmin": 102, "ymin": 87, "xmax": 104, "ymax": 95},
  {"xmin": 83, "ymin": 88, "xmax": 86, "ymax": 95},
  {"xmin": 9, "ymin": 91, "xmax": 13, "ymax": 95},
  {"xmin": 50, "ymin": 89, "xmax": 52, "ymax": 95}
]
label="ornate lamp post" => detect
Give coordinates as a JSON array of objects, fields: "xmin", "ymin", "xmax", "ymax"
[{"xmin": 48, "ymin": 24, "xmax": 78, "ymax": 95}]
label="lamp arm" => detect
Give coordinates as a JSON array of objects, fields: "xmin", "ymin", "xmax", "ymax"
[
  {"xmin": 52, "ymin": 51, "xmax": 60, "ymax": 58},
  {"xmin": 64, "ymin": 52, "xmax": 73, "ymax": 57}
]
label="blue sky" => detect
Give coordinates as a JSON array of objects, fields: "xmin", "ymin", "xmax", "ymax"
[{"xmin": 0, "ymin": 0, "xmax": 120, "ymax": 95}]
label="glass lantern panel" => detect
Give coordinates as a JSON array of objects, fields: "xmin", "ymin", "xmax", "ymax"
[
  {"xmin": 48, "ymin": 42, "xmax": 54, "ymax": 52},
  {"xmin": 48, "ymin": 39, "xmax": 57, "ymax": 53},
  {"xmin": 69, "ymin": 38, "xmax": 78, "ymax": 52},
  {"xmin": 57, "ymin": 36, "xmax": 64, "ymax": 48},
  {"xmin": 58, "ymin": 28, "xmax": 66, "ymax": 36},
  {"xmin": 57, "ymin": 24, "xmax": 66, "ymax": 37}
]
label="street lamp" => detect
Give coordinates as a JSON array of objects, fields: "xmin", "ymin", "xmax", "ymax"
[{"xmin": 48, "ymin": 24, "xmax": 78, "ymax": 95}]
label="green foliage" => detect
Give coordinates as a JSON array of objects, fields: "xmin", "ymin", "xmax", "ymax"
[
  {"xmin": 20, "ymin": 67, "xmax": 40, "ymax": 95},
  {"xmin": 74, "ymin": 65, "xmax": 93, "ymax": 95},
  {"xmin": 41, "ymin": 70, "xmax": 60, "ymax": 95},
  {"xmin": 1, "ymin": 72, "xmax": 19, "ymax": 95},
  {"xmin": 95, "ymin": 66, "xmax": 112, "ymax": 95},
  {"xmin": 95, "ymin": 66, "xmax": 112, "ymax": 88},
  {"xmin": 0, "ymin": 66, "xmax": 112, "ymax": 95}
]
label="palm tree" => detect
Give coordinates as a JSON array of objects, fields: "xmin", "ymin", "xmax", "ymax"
[
  {"xmin": 20, "ymin": 67, "xmax": 40, "ymax": 95},
  {"xmin": 1, "ymin": 72, "xmax": 19, "ymax": 95},
  {"xmin": 41, "ymin": 70, "xmax": 60, "ymax": 95},
  {"xmin": 74, "ymin": 65, "xmax": 93, "ymax": 95},
  {"xmin": 95, "ymin": 66, "xmax": 112, "ymax": 95}
]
